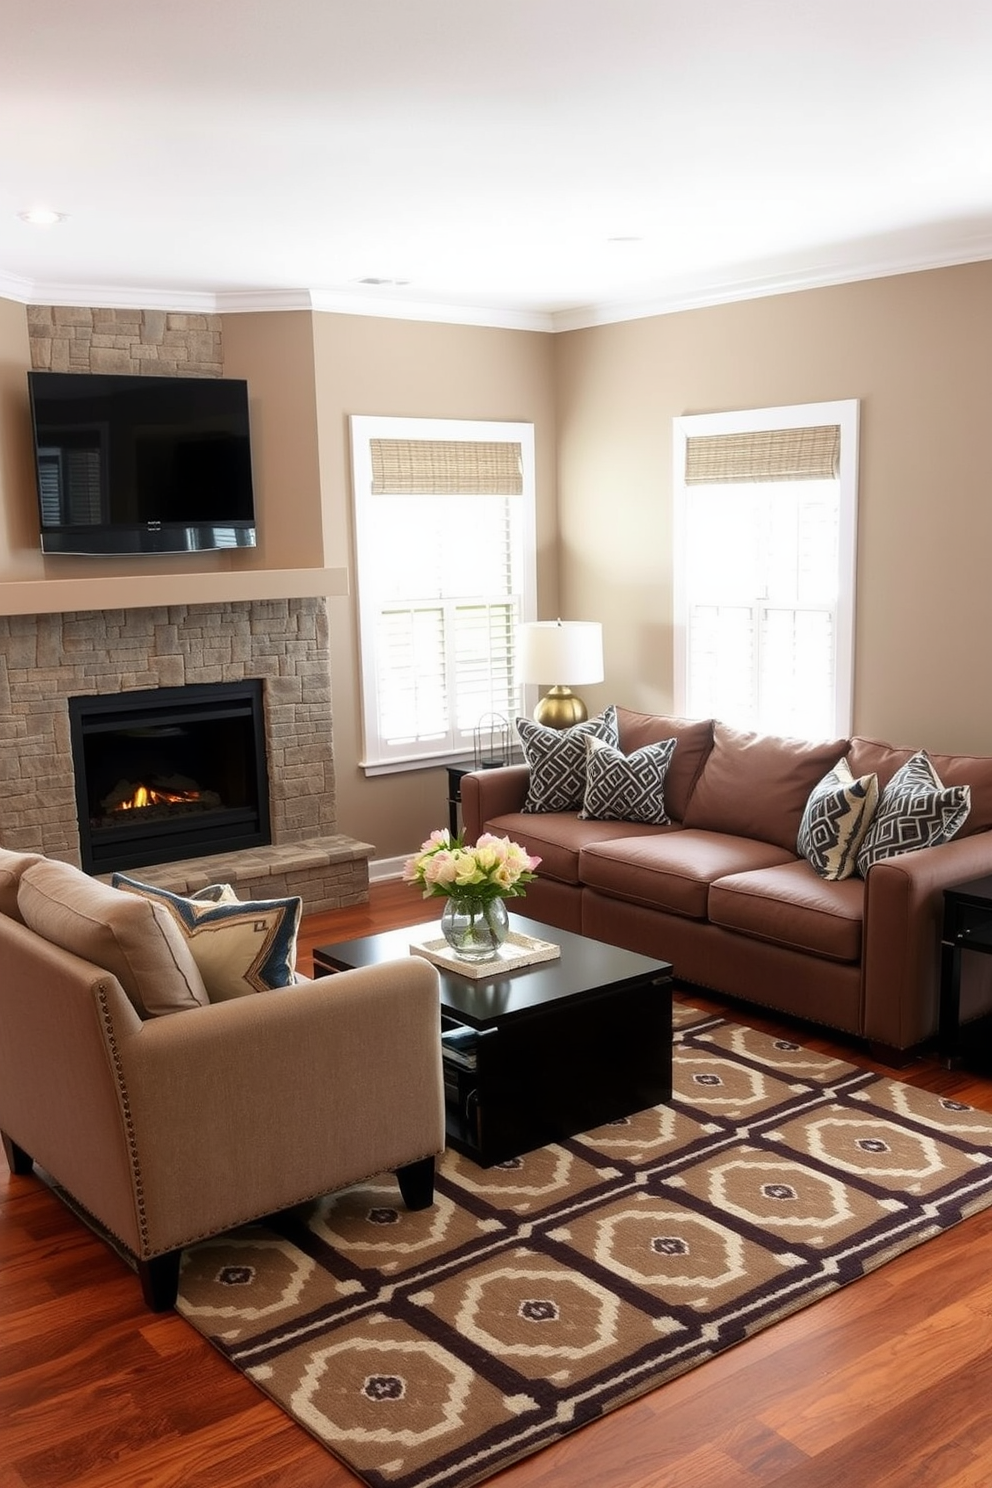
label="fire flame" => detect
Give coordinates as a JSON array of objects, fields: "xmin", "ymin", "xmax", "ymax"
[{"xmin": 115, "ymin": 785, "xmax": 203, "ymax": 811}]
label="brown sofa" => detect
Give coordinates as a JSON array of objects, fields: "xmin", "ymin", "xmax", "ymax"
[
  {"xmin": 0, "ymin": 850, "xmax": 446, "ymax": 1309},
  {"xmin": 461, "ymin": 708, "xmax": 992, "ymax": 1060}
]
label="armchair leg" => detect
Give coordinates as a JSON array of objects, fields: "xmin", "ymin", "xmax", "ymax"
[
  {"xmin": 137, "ymin": 1250, "xmax": 183, "ymax": 1312},
  {"xmin": 1, "ymin": 1130, "xmax": 34, "ymax": 1176},
  {"xmin": 395, "ymin": 1155, "xmax": 435, "ymax": 1210}
]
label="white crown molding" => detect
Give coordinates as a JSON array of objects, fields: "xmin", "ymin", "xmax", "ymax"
[
  {"xmin": 0, "ymin": 267, "xmax": 34, "ymax": 302},
  {"xmin": 14, "ymin": 280, "xmax": 222, "ymax": 313},
  {"xmin": 5, "ymin": 235, "xmax": 992, "ymax": 332},
  {"xmin": 550, "ymin": 235, "xmax": 992, "ymax": 332},
  {"xmin": 305, "ymin": 288, "xmax": 553, "ymax": 332}
]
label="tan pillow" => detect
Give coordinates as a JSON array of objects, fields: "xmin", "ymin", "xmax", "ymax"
[
  {"xmin": 0, "ymin": 848, "xmax": 46, "ymax": 921},
  {"xmin": 112, "ymin": 874, "xmax": 302, "ymax": 1003},
  {"xmin": 17, "ymin": 859, "xmax": 209, "ymax": 1018},
  {"xmin": 682, "ymin": 722, "xmax": 850, "ymax": 853}
]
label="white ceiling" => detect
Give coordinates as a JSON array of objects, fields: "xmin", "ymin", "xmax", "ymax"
[{"xmin": 3, "ymin": 0, "xmax": 992, "ymax": 332}]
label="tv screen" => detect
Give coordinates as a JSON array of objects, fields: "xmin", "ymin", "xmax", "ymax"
[{"xmin": 27, "ymin": 371, "xmax": 257, "ymax": 555}]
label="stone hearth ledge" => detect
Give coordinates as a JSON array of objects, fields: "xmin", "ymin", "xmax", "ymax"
[{"xmin": 96, "ymin": 835, "xmax": 374, "ymax": 917}]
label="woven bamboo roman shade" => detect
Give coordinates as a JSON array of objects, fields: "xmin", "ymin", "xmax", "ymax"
[
  {"xmin": 684, "ymin": 425, "xmax": 840, "ymax": 484},
  {"xmin": 370, "ymin": 439, "xmax": 523, "ymax": 495}
]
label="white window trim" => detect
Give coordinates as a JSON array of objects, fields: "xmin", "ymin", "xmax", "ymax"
[
  {"xmin": 351, "ymin": 414, "xmax": 537, "ymax": 775},
  {"xmin": 672, "ymin": 399, "xmax": 859, "ymax": 737}
]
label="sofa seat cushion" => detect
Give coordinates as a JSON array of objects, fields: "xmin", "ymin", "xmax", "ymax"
[
  {"xmin": 682, "ymin": 722, "xmax": 848, "ymax": 852},
  {"xmin": 848, "ymin": 736, "xmax": 992, "ymax": 838},
  {"xmin": 580, "ymin": 830, "xmax": 797, "ymax": 919},
  {"xmin": 708, "ymin": 860, "xmax": 865, "ymax": 962},
  {"xmin": 17, "ymin": 859, "xmax": 209, "ymax": 1017},
  {"xmin": 478, "ymin": 811, "xmax": 672, "ymax": 886}
]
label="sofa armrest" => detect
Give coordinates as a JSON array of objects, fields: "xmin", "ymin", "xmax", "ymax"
[
  {"xmin": 0, "ymin": 914, "xmax": 150, "ymax": 1222},
  {"xmin": 113, "ymin": 957, "xmax": 445, "ymax": 1255},
  {"xmin": 461, "ymin": 764, "xmax": 531, "ymax": 839},
  {"xmin": 862, "ymin": 830, "xmax": 992, "ymax": 1050}
]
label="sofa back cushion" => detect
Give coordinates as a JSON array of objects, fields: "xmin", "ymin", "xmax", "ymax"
[
  {"xmin": 18, "ymin": 859, "xmax": 209, "ymax": 1018},
  {"xmin": 615, "ymin": 709, "xmax": 714, "ymax": 822},
  {"xmin": 0, "ymin": 848, "xmax": 46, "ymax": 921},
  {"xmin": 682, "ymin": 723, "xmax": 849, "ymax": 852},
  {"xmin": 848, "ymin": 736, "xmax": 992, "ymax": 838}
]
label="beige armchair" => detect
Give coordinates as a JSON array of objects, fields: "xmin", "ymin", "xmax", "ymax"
[{"xmin": 0, "ymin": 905, "xmax": 445, "ymax": 1310}]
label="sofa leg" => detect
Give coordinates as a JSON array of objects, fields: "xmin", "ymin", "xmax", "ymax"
[
  {"xmin": 868, "ymin": 1041, "xmax": 916, "ymax": 1069},
  {"xmin": 1, "ymin": 1130, "xmax": 34, "ymax": 1176},
  {"xmin": 137, "ymin": 1250, "xmax": 183, "ymax": 1312},
  {"xmin": 396, "ymin": 1155, "xmax": 435, "ymax": 1210}
]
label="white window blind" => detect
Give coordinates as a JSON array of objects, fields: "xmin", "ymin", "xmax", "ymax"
[
  {"xmin": 673, "ymin": 401, "xmax": 859, "ymax": 739},
  {"xmin": 351, "ymin": 416, "xmax": 536, "ymax": 772}
]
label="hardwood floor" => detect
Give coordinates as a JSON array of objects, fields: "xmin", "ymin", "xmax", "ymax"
[{"xmin": 5, "ymin": 882, "xmax": 992, "ymax": 1487}]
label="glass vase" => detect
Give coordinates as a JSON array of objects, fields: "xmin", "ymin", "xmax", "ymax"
[{"xmin": 440, "ymin": 895, "xmax": 510, "ymax": 962}]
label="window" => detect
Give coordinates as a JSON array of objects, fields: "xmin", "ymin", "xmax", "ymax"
[
  {"xmin": 350, "ymin": 416, "xmax": 536, "ymax": 773},
  {"xmin": 672, "ymin": 400, "xmax": 859, "ymax": 739}
]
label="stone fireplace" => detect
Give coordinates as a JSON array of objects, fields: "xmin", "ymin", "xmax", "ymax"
[{"xmin": 0, "ymin": 596, "xmax": 371, "ymax": 911}]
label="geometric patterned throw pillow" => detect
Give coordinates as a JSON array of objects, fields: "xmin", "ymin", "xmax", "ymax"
[
  {"xmin": 796, "ymin": 757, "xmax": 879, "ymax": 881},
  {"xmin": 111, "ymin": 874, "xmax": 302, "ymax": 1002},
  {"xmin": 518, "ymin": 705, "xmax": 619, "ymax": 813},
  {"xmin": 855, "ymin": 751, "xmax": 971, "ymax": 876},
  {"xmin": 579, "ymin": 735, "xmax": 676, "ymax": 824}
]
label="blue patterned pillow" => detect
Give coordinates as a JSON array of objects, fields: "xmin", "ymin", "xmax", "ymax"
[
  {"xmin": 797, "ymin": 758, "xmax": 879, "ymax": 880},
  {"xmin": 856, "ymin": 752, "xmax": 970, "ymax": 876},
  {"xmin": 580, "ymin": 736, "xmax": 676, "ymax": 824},
  {"xmin": 111, "ymin": 874, "xmax": 301, "ymax": 1001},
  {"xmin": 518, "ymin": 705, "xmax": 619, "ymax": 813}
]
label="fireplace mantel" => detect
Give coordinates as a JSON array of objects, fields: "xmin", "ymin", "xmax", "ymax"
[{"xmin": 0, "ymin": 565, "xmax": 349, "ymax": 618}]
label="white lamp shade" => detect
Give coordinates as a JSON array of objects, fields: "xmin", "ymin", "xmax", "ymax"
[{"xmin": 516, "ymin": 620, "xmax": 604, "ymax": 685}]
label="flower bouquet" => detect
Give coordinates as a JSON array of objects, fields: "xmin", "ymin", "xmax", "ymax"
[{"xmin": 402, "ymin": 829, "xmax": 541, "ymax": 961}]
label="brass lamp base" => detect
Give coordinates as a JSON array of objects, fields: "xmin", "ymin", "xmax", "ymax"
[{"xmin": 533, "ymin": 685, "xmax": 589, "ymax": 730}]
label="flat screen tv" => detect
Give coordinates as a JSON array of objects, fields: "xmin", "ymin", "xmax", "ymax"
[{"xmin": 27, "ymin": 371, "xmax": 257, "ymax": 555}]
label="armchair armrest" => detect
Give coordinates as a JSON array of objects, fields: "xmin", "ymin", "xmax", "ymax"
[
  {"xmin": 862, "ymin": 831, "xmax": 992, "ymax": 1049},
  {"xmin": 113, "ymin": 957, "xmax": 445, "ymax": 1257},
  {"xmin": 461, "ymin": 764, "xmax": 531, "ymax": 840}
]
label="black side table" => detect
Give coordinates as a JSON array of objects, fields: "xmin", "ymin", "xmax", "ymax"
[{"xmin": 939, "ymin": 875, "xmax": 992, "ymax": 1065}]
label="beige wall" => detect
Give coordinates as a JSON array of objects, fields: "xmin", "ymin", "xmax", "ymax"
[
  {"xmin": 554, "ymin": 260, "xmax": 992, "ymax": 755},
  {"xmin": 4, "ymin": 258, "xmax": 992, "ymax": 869},
  {"xmin": 309, "ymin": 312, "xmax": 558, "ymax": 861},
  {"xmin": 222, "ymin": 311, "xmax": 327, "ymax": 571}
]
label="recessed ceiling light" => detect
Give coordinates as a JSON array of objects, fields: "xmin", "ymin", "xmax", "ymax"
[
  {"xmin": 18, "ymin": 208, "xmax": 68, "ymax": 226},
  {"xmin": 354, "ymin": 276, "xmax": 410, "ymax": 287},
  {"xmin": 606, "ymin": 235, "xmax": 644, "ymax": 244}
]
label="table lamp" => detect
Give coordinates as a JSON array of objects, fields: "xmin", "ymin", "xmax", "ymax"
[{"xmin": 516, "ymin": 619, "xmax": 604, "ymax": 729}]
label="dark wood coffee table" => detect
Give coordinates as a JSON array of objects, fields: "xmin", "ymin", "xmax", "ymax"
[{"xmin": 313, "ymin": 912, "xmax": 673, "ymax": 1166}]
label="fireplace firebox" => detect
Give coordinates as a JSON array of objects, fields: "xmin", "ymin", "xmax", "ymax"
[{"xmin": 69, "ymin": 681, "xmax": 272, "ymax": 874}]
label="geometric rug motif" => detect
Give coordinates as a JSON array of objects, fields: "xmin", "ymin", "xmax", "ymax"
[{"xmin": 177, "ymin": 1003, "xmax": 992, "ymax": 1488}]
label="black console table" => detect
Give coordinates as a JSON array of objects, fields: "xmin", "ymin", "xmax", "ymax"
[{"xmin": 939, "ymin": 875, "xmax": 992, "ymax": 1064}]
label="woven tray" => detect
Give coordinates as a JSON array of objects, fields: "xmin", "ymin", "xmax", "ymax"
[{"xmin": 409, "ymin": 929, "xmax": 561, "ymax": 978}]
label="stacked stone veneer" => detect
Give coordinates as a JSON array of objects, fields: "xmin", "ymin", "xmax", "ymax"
[
  {"xmin": 27, "ymin": 306, "xmax": 223, "ymax": 376},
  {"xmin": 0, "ymin": 598, "xmax": 372, "ymax": 913}
]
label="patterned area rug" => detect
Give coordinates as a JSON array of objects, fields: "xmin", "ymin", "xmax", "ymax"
[{"xmin": 177, "ymin": 1004, "xmax": 992, "ymax": 1488}]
